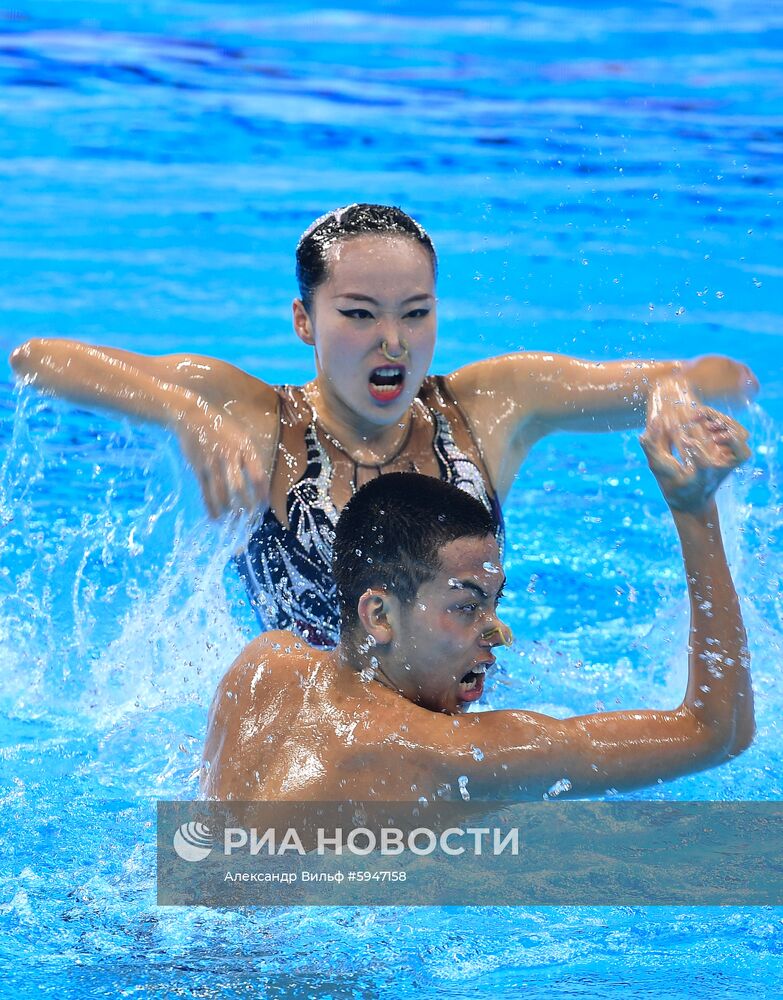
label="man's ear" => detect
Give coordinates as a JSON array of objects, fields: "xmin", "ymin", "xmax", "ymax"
[
  {"xmin": 356, "ymin": 588, "xmax": 396, "ymax": 646},
  {"xmin": 292, "ymin": 298, "xmax": 315, "ymax": 346}
]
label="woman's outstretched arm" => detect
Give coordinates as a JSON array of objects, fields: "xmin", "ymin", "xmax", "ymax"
[
  {"xmin": 448, "ymin": 352, "xmax": 758, "ymax": 500},
  {"xmin": 10, "ymin": 338, "xmax": 277, "ymax": 516}
]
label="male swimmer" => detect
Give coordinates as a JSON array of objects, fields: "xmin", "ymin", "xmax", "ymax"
[{"xmin": 202, "ymin": 411, "xmax": 753, "ymax": 802}]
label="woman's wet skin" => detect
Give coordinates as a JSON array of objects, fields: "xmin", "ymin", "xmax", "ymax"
[{"xmin": 292, "ymin": 233, "xmax": 437, "ymax": 456}]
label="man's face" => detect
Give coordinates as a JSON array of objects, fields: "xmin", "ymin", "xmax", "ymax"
[{"xmin": 387, "ymin": 534, "xmax": 509, "ymax": 714}]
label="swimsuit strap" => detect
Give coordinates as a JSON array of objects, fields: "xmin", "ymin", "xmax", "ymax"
[
  {"xmin": 268, "ymin": 385, "xmax": 337, "ymax": 527},
  {"xmin": 420, "ymin": 376, "xmax": 498, "ymax": 494},
  {"xmin": 419, "ymin": 376, "xmax": 505, "ymax": 556}
]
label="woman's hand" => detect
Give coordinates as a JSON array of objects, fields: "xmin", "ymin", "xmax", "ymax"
[
  {"xmin": 684, "ymin": 354, "xmax": 759, "ymax": 404},
  {"xmin": 176, "ymin": 399, "xmax": 270, "ymax": 518},
  {"xmin": 640, "ymin": 378, "xmax": 750, "ymax": 513}
]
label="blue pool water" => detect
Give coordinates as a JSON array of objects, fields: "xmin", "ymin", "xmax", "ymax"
[{"xmin": 1, "ymin": 1, "xmax": 782, "ymax": 995}]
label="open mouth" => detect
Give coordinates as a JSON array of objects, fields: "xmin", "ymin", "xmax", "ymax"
[
  {"xmin": 457, "ymin": 664, "xmax": 487, "ymax": 703},
  {"xmin": 369, "ymin": 365, "xmax": 405, "ymax": 403}
]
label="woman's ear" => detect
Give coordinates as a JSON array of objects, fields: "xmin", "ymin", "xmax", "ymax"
[
  {"xmin": 356, "ymin": 589, "xmax": 395, "ymax": 646},
  {"xmin": 292, "ymin": 299, "xmax": 315, "ymax": 346}
]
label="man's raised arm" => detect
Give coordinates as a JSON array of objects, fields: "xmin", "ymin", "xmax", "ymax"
[{"xmin": 429, "ymin": 408, "xmax": 754, "ymax": 799}]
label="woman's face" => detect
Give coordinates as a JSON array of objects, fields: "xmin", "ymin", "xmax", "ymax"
[{"xmin": 294, "ymin": 233, "xmax": 437, "ymax": 429}]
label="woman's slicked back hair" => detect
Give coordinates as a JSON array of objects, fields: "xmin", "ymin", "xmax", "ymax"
[{"xmin": 296, "ymin": 203, "xmax": 437, "ymax": 311}]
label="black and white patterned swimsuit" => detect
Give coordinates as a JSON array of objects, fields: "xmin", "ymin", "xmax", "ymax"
[{"xmin": 234, "ymin": 377, "xmax": 505, "ymax": 648}]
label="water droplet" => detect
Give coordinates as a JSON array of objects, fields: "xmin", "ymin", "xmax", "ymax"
[
  {"xmin": 471, "ymin": 745, "xmax": 484, "ymax": 762},
  {"xmin": 458, "ymin": 776, "xmax": 470, "ymax": 801},
  {"xmin": 544, "ymin": 777, "xmax": 572, "ymax": 800}
]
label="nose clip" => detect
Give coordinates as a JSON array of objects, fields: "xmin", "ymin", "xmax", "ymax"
[
  {"xmin": 380, "ymin": 338, "xmax": 409, "ymax": 362},
  {"xmin": 482, "ymin": 623, "xmax": 514, "ymax": 647}
]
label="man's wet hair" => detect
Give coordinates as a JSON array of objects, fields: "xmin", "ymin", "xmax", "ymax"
[
  {"xmin": 296, "ymin": 203, "xmax": 437, "ymax": 313},
  {"xmin": 332, "ymin": 472, "xmax": 496, "ymax": 637}
]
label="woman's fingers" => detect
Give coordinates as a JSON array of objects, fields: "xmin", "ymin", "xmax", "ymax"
[
  {"xmin": 209, "ymin": 454, "xmax": 232, "ymax": 515},
  {"xmin": 214, "ymin": 442, "xmax": 269, "ymax": 515},
  {"xmin": 233, "ymin": 443, "xmax": 269, "ymax": 513},
  {"xmin": 241, "ymin": 447, "xmax": 269, "ymax": 505},
  {"xmin": 222, "ymin": 454, "xmax": 252, "ymax": 512},
  {"xmin": 196, "ymin": 462, "xmax": 222, "ymax": 519},
  {"xmin": 179, "ymin": 413, "xmax": 270, "ymax": 518}
]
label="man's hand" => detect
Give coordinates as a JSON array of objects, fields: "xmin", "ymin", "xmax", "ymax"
[{"xmin": 640, "ymin": 379, "xmax": 750, "ymax": 513}]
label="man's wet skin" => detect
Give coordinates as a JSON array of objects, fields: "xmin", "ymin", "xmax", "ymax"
[
  {"xmin": 201, "ymin": 535, "xmax": 511, "ymax": 802},
  {"xmin": 202, "ymin": 413, "xmax": 754, "ymax": 805}
]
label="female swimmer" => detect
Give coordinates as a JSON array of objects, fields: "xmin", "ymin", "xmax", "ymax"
[{"xmin": 10, "ymin": 204, "xmax": 757, "ymax": 646}]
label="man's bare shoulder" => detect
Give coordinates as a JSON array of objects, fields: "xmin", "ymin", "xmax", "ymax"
[
  {"xmin": 203, "ymin": 631, "xmax": 317, "ymax": 777},
  {"xmin": 219, "ymin": 630, "xmax": 317, "ymax": 696}
]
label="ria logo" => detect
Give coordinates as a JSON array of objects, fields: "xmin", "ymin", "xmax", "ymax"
[{"xmin": 173, "ymin": 821, "xmax": 214, "ymax": 862}]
